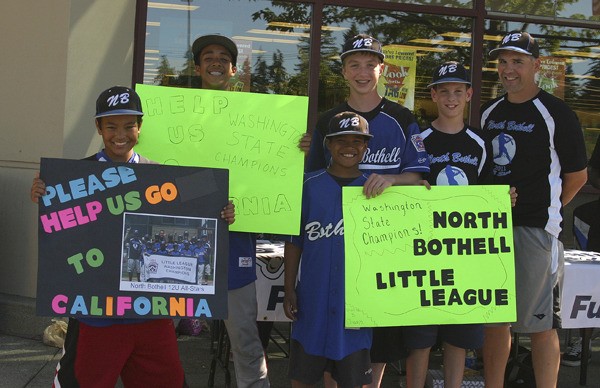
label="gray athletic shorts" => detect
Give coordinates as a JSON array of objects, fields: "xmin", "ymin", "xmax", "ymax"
[
  {"xmin": 127, "ymin": 258, "xmax": 141, "ymax": 273},
  {"xmin": 511, "ymin": 226, "xmax": 563, "ymax": 333}
]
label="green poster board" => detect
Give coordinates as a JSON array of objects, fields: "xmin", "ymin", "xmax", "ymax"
[
  {"xmin": 343, "ymin": 185, "xmax": 516, "ymax": 327},
  {"xmin": 135, "ymin": 84, "xmax": 307, "ymax": 235}
]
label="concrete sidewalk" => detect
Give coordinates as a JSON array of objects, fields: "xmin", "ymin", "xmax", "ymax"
[{"xmin": 1, "ymin": 325, "xmax": 598, "ymax": 387}]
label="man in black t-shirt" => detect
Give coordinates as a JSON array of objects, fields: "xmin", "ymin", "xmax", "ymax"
[{"xmin": 480, "ymin": 31, "xmax": 588, "ymax": 388}]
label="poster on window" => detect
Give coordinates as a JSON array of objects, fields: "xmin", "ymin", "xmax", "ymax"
[
  {"xmin": 230, "ymin": 39, "xmax": 253, "ymax": 92},
  {"xmin": 537, "ymin": 57, "xmax": 566, "ymax": 99},
  {"xmin": 377, "ymin": 46, "xmax": 417, "ymax": 109},
  {"xmin": 36, "ymin": 158, "xmax": 230, "ymax": 320}
]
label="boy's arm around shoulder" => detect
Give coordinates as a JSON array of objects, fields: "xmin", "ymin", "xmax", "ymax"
[{"xmin": 283, "ymin": 241, "xmax": 301, "ymax": 321}]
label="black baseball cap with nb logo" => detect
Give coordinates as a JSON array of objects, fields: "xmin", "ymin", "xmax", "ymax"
[
  {"xmin": 326, "ymin": 111, "xmax": 373, "ymax": 139},
  {"xmin": 489, "ymin": 31, "xmax": 540, "ymax": 59},
  {"xmin": 341, "ymin": 34, "xmax": 385, "ymax": 62},
  {"xmin": 95, "ymin": 86, "xmax": 144, "ymax": 119},
  {"xmin": 427, "ymin": 61, "xmax": 471, "ymax": 88}
]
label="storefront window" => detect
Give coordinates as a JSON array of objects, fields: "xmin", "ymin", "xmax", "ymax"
[
  {"xmin": 484, "ymin": 22, "xmax": 600, "ymax": 156},
  {"xmin": 486, "ymin": 0, "xmax": 600, "ymax": 21},
  {"xmin": 140, "ymin": 1, "xmax": 600, "ymax": 154},
  {"xmin": 374, "ymin": 0, "xmax": 472, "ymax": 6},
  {"xmin": 253, "ymin": 4, "xmax": 473, "ymax": 125},
  {"xmin": 144, "ymin": 0, "xmax": 309, "ymax": 96}
]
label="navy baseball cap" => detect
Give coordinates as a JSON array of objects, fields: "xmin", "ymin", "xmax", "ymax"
[
  {"xmin": 489, "ymin": 31, "xmax": 539, "ymax": 59},
  {"xmin": 427, "ymin": 61, "xmax": 471, "ymax": 88},
  {"xmin": 192, "ymin": 34, "xmax": 238, "ymax": 66},
  {"xmin": 326, "ymin": 111, "xmax": 373, "ymax": 139},
  {"xmin": 340, "ymin": 34, "xmax": 385, "ymax": 62},
  {"xmin": 95, "ymin": 86, "xmax": 143, "ymax": 118}
]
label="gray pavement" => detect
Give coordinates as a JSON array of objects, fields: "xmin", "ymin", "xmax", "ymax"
[{"xmin": 1, "ymin": 324, "xmax": 599, "ymax": 387}]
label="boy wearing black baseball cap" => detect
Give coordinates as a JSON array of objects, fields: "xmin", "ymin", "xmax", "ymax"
[
  {"xmin": 191, "ymin": 34, "xmax": 271, "ymax": 387},
  {"xmin": 30, "ymin": 85, "xmax": 187, "ymax": 386},
  {"xmin": 305, "ymin": 33, "xmax": 428, "ymax": 195},
  {"xmin": 302, "ymin": 33, "xmax": 430, "ymax": 386},
  {"xmin": 30, "ymin": 86, "xmax": 236, "ymax": 387},
  {"xmin": 91, "ymin": 86, "xmax": 151, "ymax": 163},
  {"xmin": 404, "ymin": 62, "xmax": 492, "ymax": 388},
  {"xmin": 192, "ymin": 34, "xmax": 238, "ymax": 90},
  {"xmin": 284, "ymin": 111, "xmax": 375, "ymax": 387},
  {"xmin": 302, "ymin": 33, "xmax": 429, "ymax": 386}
]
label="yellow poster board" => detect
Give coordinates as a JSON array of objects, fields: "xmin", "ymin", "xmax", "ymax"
[
  {"xmin": 377, "ymin": 47, "xmax": 417, "ymax": 109},
  {"xmin": 343, "ymin": 185, "xmax": 516, "ymax": 327},
  {"xmin": 134, "ymin": 84, "xmax": 308, "ymax": 235}
]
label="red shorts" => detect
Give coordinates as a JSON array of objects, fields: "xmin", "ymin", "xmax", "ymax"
[{"xmin": 54, "ymin": 319, "xmax": 185, "ymax": 388}]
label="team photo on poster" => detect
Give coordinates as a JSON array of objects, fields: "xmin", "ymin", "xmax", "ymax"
[{"xmin": 119, "ymin": 213, "xmax": 218, "ymax": 294}]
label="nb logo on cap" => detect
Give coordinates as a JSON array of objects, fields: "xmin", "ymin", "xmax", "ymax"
[
  {"xmin": 353, "ymin": 38, "xmax": 373, "ymax": 49},
  {"xmin": 107, "ymin": 92, "xmax": 131, "ymax": 107},
  {"xmin": 502, "ymin": 33, "xmax": 522, "ymax": 44},
  {"xmin": 339, "ymin": 117, "xmax": 360, "ymax": 129},
  {"xmin": 438, "ymin": 63, "xmax": 458, "ymax": 76}
]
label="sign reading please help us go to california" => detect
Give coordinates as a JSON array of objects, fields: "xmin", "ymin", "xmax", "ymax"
[
  {"xmin": 343, "ymin": 185, "xmax": 516, "ymax": 327},
  {"xmin": 36, "ymin": 158, "xmax": 230, "ymax": 320}
]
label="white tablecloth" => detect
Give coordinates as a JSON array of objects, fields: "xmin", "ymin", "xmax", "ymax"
[{"xmin": 560, "ymin": 249, "xmax": 600, "ymax": 329}]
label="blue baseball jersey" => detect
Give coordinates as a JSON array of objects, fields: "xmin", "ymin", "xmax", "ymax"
[
  {"xmin": 288, "ymin": 170, "xmax": 372, "ymax": 360},
  {"xmin": 228, "ymin": 232, "xmax": 257, "ymax": 290},
  {"xmin": 306, "ymin": 98, "xmax": 429, "ymax": 175}
]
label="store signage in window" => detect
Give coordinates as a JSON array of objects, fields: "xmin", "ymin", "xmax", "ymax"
[
  {"xmin": 537, "ymin": 56, "xmax": 566, "ymax": 99},
  {"xmin": 377, "ymin": 46, "xmax": 417, "ymax": 109},
  {"xmin": 230, "ymin": 39, "xmax": 253, "ymax": 92}
]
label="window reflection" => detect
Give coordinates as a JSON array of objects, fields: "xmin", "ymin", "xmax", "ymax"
[
  {"xmin": 141, "ymin": 0, "xmax": 600, "ymax": 155},
  {"xmin": 373, "ymin": 0, "xmax": 472, "ymax": 7},
  {"xmin": 144, "ymin": 0, "xmax": 309, "ymax": 96},
  {"xmin": 484, "ymin": 24, "xmax": 600, "ymax": 156},
  {"xmin": 486, "ymin": 0, "xmax": 600, "ymax": 21},
  {"xmin": 304, "ymin": 6, "xmax": 474, "ymax": 126}
]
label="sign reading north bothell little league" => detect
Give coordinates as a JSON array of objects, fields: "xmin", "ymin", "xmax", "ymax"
[
  {"xmin": 343, "ymin": 185, "xmax": 516, "ymax": 327},
  {"xmin": 36, "ymin": 158, "xmax": 230, "ymax": 320}
]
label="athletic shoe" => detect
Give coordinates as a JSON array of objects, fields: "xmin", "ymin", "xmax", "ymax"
[{"xmin": 561, "ymin": 337, "xmax": 591, "ymax": 367}]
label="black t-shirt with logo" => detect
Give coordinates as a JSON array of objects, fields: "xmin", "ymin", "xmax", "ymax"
[{"xmin": 480, "ymin": 89, "xmax": 587, "ymax": 236}]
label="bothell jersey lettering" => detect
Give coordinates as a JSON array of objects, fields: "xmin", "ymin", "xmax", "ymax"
[
  {"xmin": 287, "ymin": 170, "xmax": 371, "ymax": 360},
  {"xmin": 306, "ymin": 98, "xmax": 429, "ymax": 175},
  {"xmin": 305, "ymin": 219, "xmax": 344, "ymax": 241},
  {"xmin": 480, "ymin": 90, "xmax": 587, "ymax": 237}
]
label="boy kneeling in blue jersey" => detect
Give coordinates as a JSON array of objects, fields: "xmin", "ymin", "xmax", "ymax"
[{"xmin": 284, "ymin": 111, "xmax": 376, "ymax": 388}]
